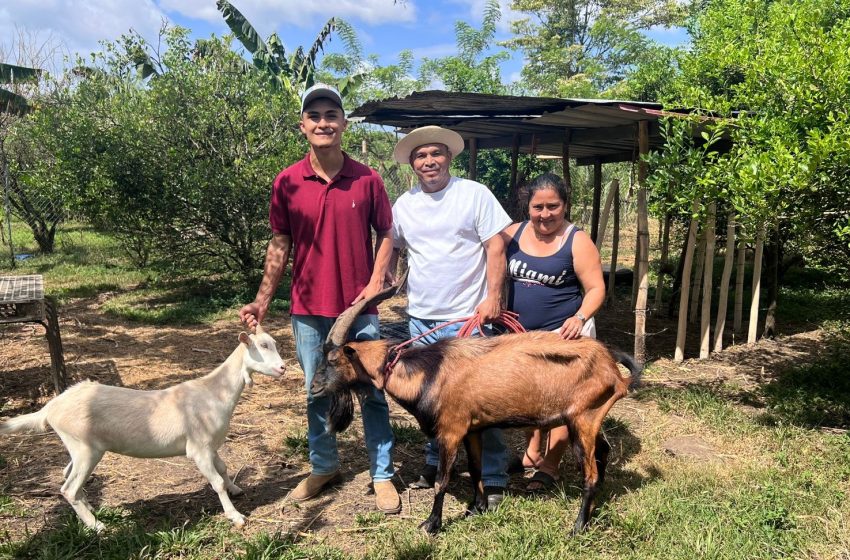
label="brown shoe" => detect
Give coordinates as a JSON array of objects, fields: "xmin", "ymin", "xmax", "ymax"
[
  {"xmin": 373, "ymin": 480, "xmax": 401, "ymax": 514},
  {"xmin": 290, "ymin": 471, "xmax": 342, "ymax": 502}
]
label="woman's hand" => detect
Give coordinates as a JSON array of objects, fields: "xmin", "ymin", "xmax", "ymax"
[{"xmin": 559, "ymin": 315, "xmax": 584, "ymax": 339}]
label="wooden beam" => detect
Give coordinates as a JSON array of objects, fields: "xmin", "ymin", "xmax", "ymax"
[
  {"xmin": 508, "ymin": 133, "xmax": 521, "ymax": 220},
  {"xmin": 590, "ymin": 160, "xmax": 602, "ymax": 243},
  {"xmin": 562, "ymin": 129, "xmax": 572, "ymax": 221},
  {"xmin": 468, "ymin": 137, "xmax": 478, "ymax": 181},
  {"xmin": 634, "ymin": 120, "xmax": 651, "ymax": 364}
]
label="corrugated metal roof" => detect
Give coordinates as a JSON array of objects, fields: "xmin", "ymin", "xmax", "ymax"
[{"xmin": 351, "ymin": 90, "xmax": 711, "ymax": 164}]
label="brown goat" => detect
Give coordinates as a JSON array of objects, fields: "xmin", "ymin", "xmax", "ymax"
[{"xmin": 311, "ymin": 282, "xmax": 640, "ymax": 534}]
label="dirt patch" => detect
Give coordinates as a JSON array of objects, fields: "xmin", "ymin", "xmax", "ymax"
[{"xmin": 0, "ymin": 292, "xmax": 834, "ymax": 553}]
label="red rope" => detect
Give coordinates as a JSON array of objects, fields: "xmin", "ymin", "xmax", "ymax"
[{"xmin": 384, "ymin": 311, "xmax": 526, "ymax": 377}]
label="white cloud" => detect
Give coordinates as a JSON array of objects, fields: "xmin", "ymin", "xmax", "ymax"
[
  {"xmin": 1, "ymin": 0, "xmax": 166, "ymax": 61},
  {"xmin": 161, "ymin": 0, "xmax": 416, "ymax": 28},
  {"xmin": 406, "ymin": 42, "xmax": 459, "ymax": 60}
]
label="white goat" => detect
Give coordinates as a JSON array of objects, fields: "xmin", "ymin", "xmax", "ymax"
[{"xmin": 0, "ymin": 326, "xmax": 285, "ymax": 532}]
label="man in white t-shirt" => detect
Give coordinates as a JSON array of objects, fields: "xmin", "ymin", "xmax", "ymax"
[{"xmin": 389, "ymin": 126, "xmax": 512, "ymax": 509}]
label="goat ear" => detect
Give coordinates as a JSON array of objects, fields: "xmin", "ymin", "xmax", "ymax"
[
  {"xmin": 343, "ymin": 345, "xmax": 357, "ymax": 358},
  {"xmin": 238, "ymin": 332, "xmax": 252, "ymax": 346}
]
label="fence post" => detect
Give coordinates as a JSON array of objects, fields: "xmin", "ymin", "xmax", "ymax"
[{"xmin": 2, "ymin": 155, "xmax": 14, "ymax": 268}]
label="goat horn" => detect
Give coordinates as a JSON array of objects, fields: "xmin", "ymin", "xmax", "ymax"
[{"xmin": 325, "ymin": 268, "xmax": 409, "ymax": 348}]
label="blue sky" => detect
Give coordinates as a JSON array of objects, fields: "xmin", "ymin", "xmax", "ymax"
[{"xmin": 1, "ymin": 0, "xmax": 689, "ymax": 86}]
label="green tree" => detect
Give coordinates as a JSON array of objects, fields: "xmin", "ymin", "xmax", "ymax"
[
  {"xmin": 44, "ymin": 28, "xmax": 302, "ymax": 275},
  {"xmin": 504, "ymin": 0, "xmax": 688, "ymax": 97}
]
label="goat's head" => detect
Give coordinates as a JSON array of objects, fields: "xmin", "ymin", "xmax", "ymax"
[
  {"xmin": 238, "ymin": 325, "xmax": 285, "ymax": 388},
  {"xmin": 310, "ymin": 270, "xmax": 407, "ymax": 398}
]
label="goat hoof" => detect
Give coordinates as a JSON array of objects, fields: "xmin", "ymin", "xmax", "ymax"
[
  {"xmin": 92, "ymin": 521, "xmax": 106, "ymax": 534},
  {"xmin": 229, "ymin": 485, "xmax": 244, "ymax": 497},
  {"xmin": 229, "ymin": 512, "xmax": 247, "ymax": 528},
  {"xmin": 419, "ymin": 517, "xmax": 441, "ymax": 535}
]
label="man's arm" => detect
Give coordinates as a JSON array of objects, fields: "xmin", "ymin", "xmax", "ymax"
[
  {"xmin": 352, "ymin": 230, "xmax": 394, "ymax": 303},
  {"xmin": 239, "ymin": 233, "xmax": 291, "ymax": 328},
  {"xmin": 475, "ymin": 232, "xmax": 507, "ymax": 323}
]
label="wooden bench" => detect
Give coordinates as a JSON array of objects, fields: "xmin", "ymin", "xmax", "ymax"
[{"xmin": 0, "ymin": 275, "xmax": 67, "ymax": 394}]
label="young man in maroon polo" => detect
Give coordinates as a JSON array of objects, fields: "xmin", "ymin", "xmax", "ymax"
[{"xmin": 240, "ymin": 84, "xmax": 400, "ymax": 513}]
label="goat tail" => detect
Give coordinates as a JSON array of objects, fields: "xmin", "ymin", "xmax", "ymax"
[
  {"xmin": 326, "ymin": 390, "xmax": 355, "ymax": 435},
  {"xmin": 0, "ymin": 408, "xmax": 50, "ymax": 435},
  {"xmin": 611, "ymin": 350, "xmax": 643, "ymax": 390}
]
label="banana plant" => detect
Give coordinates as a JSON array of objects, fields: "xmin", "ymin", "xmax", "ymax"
[
  {"xmin": 0, "ymin": 62, "xmax": 42, "ymax": 115},
  {"xmin": 216, "ymin": 0, "xmax": 362, "ymax": 98}
]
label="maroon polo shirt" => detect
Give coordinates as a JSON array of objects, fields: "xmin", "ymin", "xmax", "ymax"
[{"xmin": 270, "ymin": 152, "xmax": 392, "ymax": 317}]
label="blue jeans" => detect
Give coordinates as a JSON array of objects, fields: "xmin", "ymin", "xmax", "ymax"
[
  {"xmin": 291, "ymin": 314, "xmax": 395, "ymax": 481},
  {"xmin": 408, "ymin": 316, "xmax": 509, "ymax": 488}
]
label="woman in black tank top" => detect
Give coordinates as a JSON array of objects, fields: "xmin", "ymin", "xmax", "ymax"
[{"xmin": 499, "ymin": 173, "xmax": 606, "ymax": 493}]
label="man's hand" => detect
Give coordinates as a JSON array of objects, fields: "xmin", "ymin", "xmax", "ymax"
[
  {"xmin": 474, "ymin": 296, "xmax": 502, "ymax": 324},
  {"xmin": 351, "ymin": 278, "xmax": 386, "ymax": 305},
  {"xmin": 239, "ymin": 301, "xmax": 266, "ymax": 331}
]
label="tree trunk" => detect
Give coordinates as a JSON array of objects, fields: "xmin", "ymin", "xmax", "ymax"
[
  {"xmin": 654, "ymin": 210, "xmax": 672, "ymax": 311},
  {"xmin": 606, "ymin": 184, "xmax": 620, "ymax": 305},
  {"xmin": 733, "ymin": 239, "xmax": 746, "ymax": 335},
  {"xmin": 596, "ymin": 179, "xmax": 617, "ymax": 250},
  {"xmin": 634, "ymin": 121, "xmax": 651, "ymax": 364},
  {"xmin": 674, "ymin": 201, "xmax": 701, "ymax": 362},
  {"xmin": 748, "ymin": 226, "xmax": 766, "ymax": 344},
  {"xmin": 689, "ymin": 229, "xmax": 706, "ymax": 324},
  {"xmin": 762, "ymin": 223, "xmax": 781, "ymax": 339},
  {"xmin": 699, "ymin": 202, "xmax": 716, "ymax": 359},
  {"xmin": 713, "ymin": 212, "xmax": 736, "ymax": 352}
]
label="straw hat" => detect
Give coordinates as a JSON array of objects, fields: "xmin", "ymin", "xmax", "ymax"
[{"xmin": 392, "ymin": 126, "xmax": 465, "ymax": 164}]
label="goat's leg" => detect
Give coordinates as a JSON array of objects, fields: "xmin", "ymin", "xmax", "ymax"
[
  {"xmin": 187, "ymin": 444, "xmax": 246, "ymax": 527},
  {"xmin": 58, "ymin": 439, "xmax": 105, "ymax": 532},
  {"xmin": 63, "ymin": 461, "xmax": 72, "ymax": 480},
  {"xmin": 462, "ymin": 433, "xmax": 486, "ymax": 514},
  {"xmin": 573, "ymin": 427, "xmax": 601, "ymax": 534},
  {"xmin": 420, "ymin": 437, "xmax": 459, "ymax": 535},
  {"xmin": 213, "ymin": 452, "xmax": 243, "ymax": 496}
]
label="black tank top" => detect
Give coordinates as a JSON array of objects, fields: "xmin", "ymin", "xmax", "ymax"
[{"xmin": 506, "ymin": 221, "xmax": 583, "ymax": 331}]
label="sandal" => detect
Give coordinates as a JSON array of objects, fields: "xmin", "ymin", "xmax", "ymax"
[
  {"xmin": 508, "ymin": 451, "xmax": 541, "ymax": 474},
  {"xmin": 525, "ymin": 470, "xmax": 559, "ymax": 494}
]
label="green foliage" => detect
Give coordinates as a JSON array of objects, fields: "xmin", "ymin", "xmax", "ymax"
[
  {"xmin": 666, "ymin": 0, "xmax": 850, "ymax": 271},
  {"xmin": 419, "ymin": 0, "xmax": 508, "ymax": 95},
  {"xmin": 34, "ymin": 28, "xmax": 302, "ymax": 276},
  {"xmin": 504, "ymin": 0, "xmax": 688, "ymax": 97}
]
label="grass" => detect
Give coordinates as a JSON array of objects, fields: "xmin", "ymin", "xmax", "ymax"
[
  {"xmin": 0, "ymin": 222, "xmax": 289, "ymax": 325},
  {"xmin": 2, "ymin": 221, "xmax": 850, "ymax": 558}
]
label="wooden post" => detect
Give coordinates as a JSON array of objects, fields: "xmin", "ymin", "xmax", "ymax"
[
  {"xmin": 634, "ymin": 121, "xmax": 651, "ymax": 364},
  {"xmin": 699, "ymin": 202, "xmax": 716, "ymax": 359},
  {"xmin": 590, "ymin": 160, "xmax": 602, "ymax": 243},
  {"xmin": 748, "ymin": 226, "xmax": 766, "ymax": 344},
  {"xmin": 654, "ymin": 209, "xmax": 672, "ymax": 310},
  {"xmin": 606, "ymin": 184, "xmax": 620, "ymax": 304},
  {"xmin": 562, "ymin": 129, "xmax": 572, "ymax": 221},
  {"xmin": 468, "ymin": 137, "xmax": 478, "ymax": 181},
  {"xmin": 508, "ymin": 133, "xmax": 520, "ymax": 220},
  {"xmin": 733, "ymin": 239, "xmax": 746, "ymax": 335},
  {"xmin": 361, "ymin": 139, "xmax": 368, "ymax": 166},
  {"xmin": 689, "ymin": 229, "xmax": 706, "ymax": 324},
  {"xmin": 674, "ymin": 201, "xmax": 701, "ymax": 362},
  {"xmin": 596, "ymin": 179, "xmax": 618, "ymax": 250},
  {"xmin": 713, "ymin": 212, "xmax": 736, "ymax": 352}
]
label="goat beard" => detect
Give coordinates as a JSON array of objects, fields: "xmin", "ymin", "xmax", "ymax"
[{"xmin": 326, "ymin": 389, "xmax": 355, "ymax": 434}]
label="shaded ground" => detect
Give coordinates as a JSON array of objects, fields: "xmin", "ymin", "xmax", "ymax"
[{"xmin": 0, "ymin": 289, "xmax": 839, "ymax": 555}]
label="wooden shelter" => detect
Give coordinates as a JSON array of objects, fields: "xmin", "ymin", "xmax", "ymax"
[{"xmin": 352, "ymin": 90, "xmax": 725, "ymax": 363}]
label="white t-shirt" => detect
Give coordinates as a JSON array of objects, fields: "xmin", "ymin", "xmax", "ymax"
[{"xmin": 392, "ymin": 176, "xmax": 512, "ymax": 319}]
